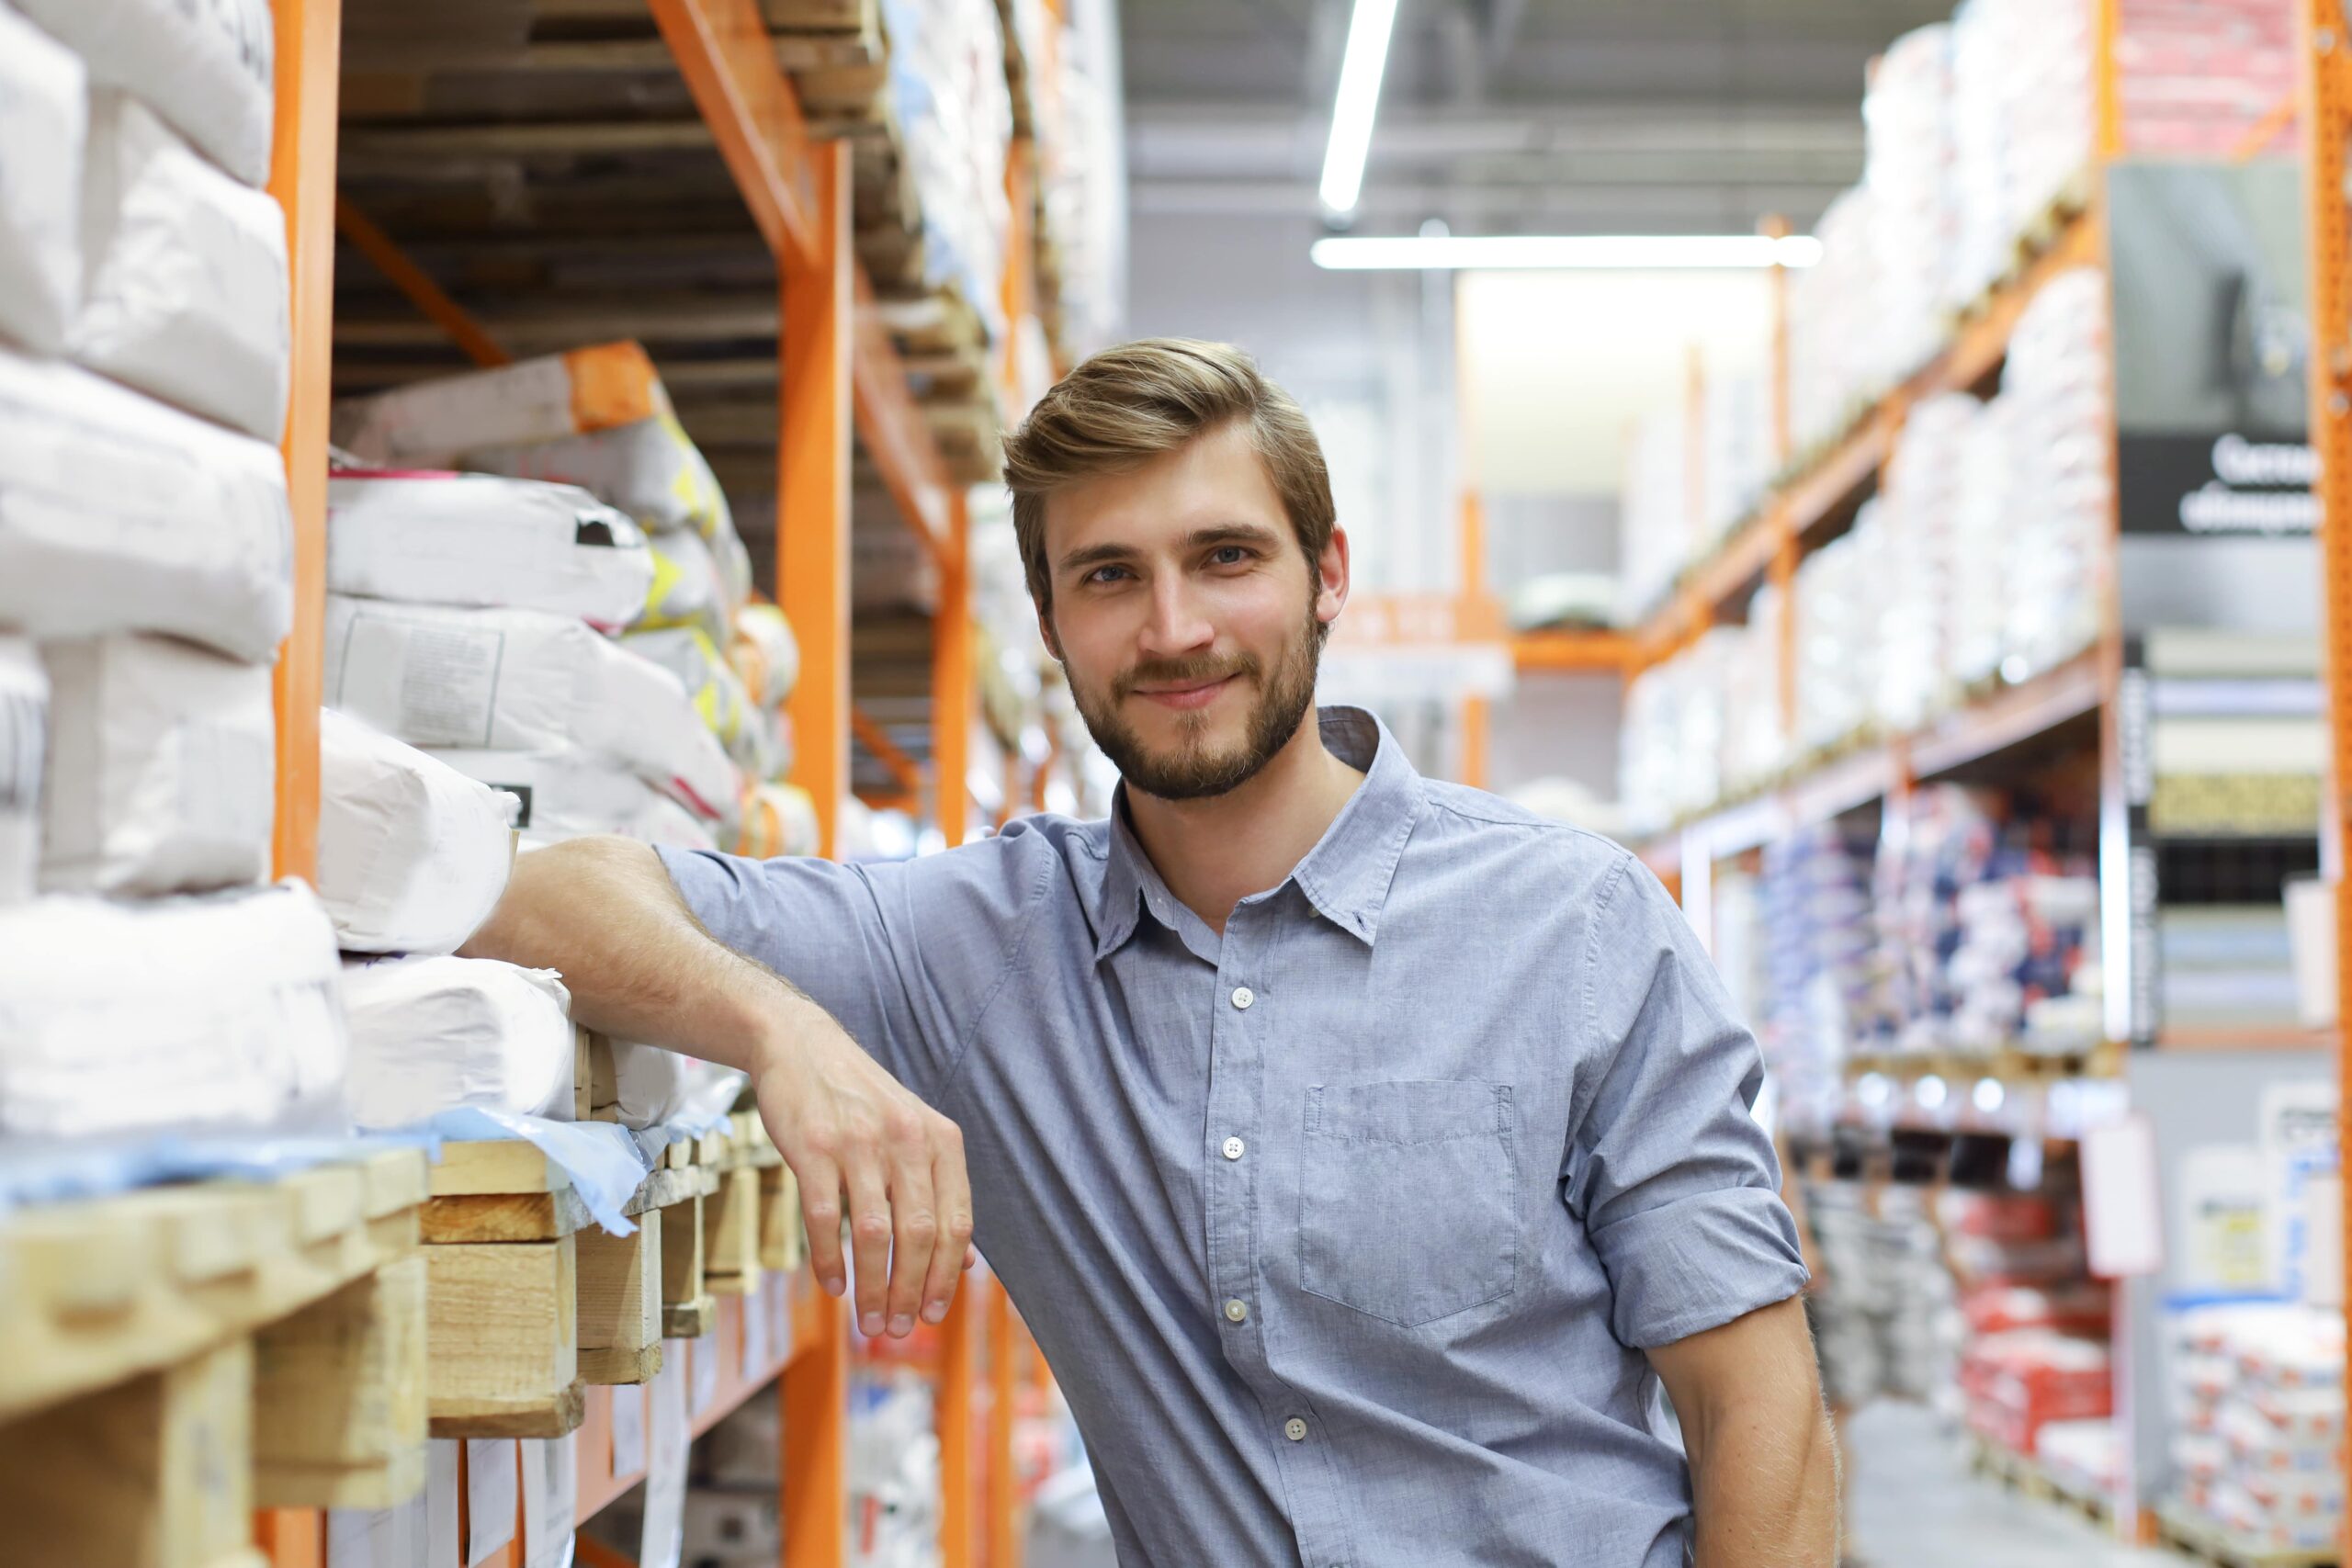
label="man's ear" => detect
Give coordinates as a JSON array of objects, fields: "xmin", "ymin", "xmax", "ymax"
[
  {"xmin": 1315, "ymin": 525, "xmax": 1351, "ymax": 632},
  {"xmin": 1035, "ymin": 600, "xmax": 1064, "ymax": 663}
]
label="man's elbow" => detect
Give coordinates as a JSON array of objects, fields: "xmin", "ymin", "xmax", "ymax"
[{"xmin": 459, "ymin": 834, "xmax": 661, "ymax": 962}]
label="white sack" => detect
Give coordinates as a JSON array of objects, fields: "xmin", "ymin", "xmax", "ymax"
[
  {"xmin": 0, "ymin": 347, "xmax": 291, "ymax": 660},
  {"xmin": 463, "ymin": 413, "xmax": 735, "ymax": 544},
  {"xmin": 0, "ymin": 6, "xmax": 85, "ymax": 355},
  {"xmin": 40, "ymin": 632, "xmax": 275, "ymax": 897},
  {"xmin": 622, "ymin": 626, "xmax": 757, "ymax": 769},
  {"xmin": 330, "ymin": 342, "xmax": 665, "ymax": 466},
  {"xmin": 608, "ymin": 1040, "xmax": 707, "ymax": 1130},
  {"xmin": 327, "ymin": 471, "xmax": 654, "ymax": 631},
  {"xmin": 730, "ymin": 604, "xmax": 800, "ymax": 709},
  {"xmin": 636, "ymin": 527, "xmax": 738, "ymax": 641},
  {"xmin": 318, "ymin": 707, "xmax": 516, "ymax": 955},
  {"xmin": 342, "ymin": 955, "xmax": 576, "ymax": 1129},
  {"xmin": 0, "ymin": 636, "xmax": 46, "ymax": 906},
  {"xmin": 436, "ymin": 749, "xmax": 721, "ymax": 852},
  {"xmin": 322, "ymin": 595, "xmax": 738, "ymax": 827},
  {"xmin": 13, "ymin": 0, "xmax": 275, "ymax": 186},
  {"xmin": 73, "ymin": 91, "xmax": 289, "ymax": 441},
  {"xmin": 0, "ymin": 882, "xmax": 346, "ymax": 1139}
]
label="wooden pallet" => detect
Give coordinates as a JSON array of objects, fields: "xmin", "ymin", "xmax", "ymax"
[
  {"xmin": 1969, "ymin": 1436, "xmax": 2116, "ymax": 1529},
  {"xmin": 0, "ymin": 1148, "xmax": 432, "ymax": 1560},
  {"xmin": 2154, "ymin": 1500, "xmax": 2341, "ymax": 1568}
]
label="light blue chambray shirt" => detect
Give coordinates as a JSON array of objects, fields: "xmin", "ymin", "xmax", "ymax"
[{"xmin": 658, "ymin": 706, "xmax": 1807, "ymax": 1568}]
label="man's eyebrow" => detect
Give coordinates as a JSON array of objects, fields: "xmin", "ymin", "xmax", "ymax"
[{"xmin": 1056, "ymin": 539, "xmax": 1136, "ymax": 577}]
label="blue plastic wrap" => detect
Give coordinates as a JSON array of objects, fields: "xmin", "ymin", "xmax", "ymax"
[{"xmin": 426, "ymin": 1107, "xmax": 650, "ymax": 1236}]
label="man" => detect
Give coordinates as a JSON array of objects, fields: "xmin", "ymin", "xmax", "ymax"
[{"xmin": 468, "ymin": 339, "xmax": 1838, "ymax": 1566}]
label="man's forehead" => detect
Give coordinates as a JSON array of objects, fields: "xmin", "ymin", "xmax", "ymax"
[{"xmin": 1043, "ymin": 424, "xmax": 1283, "ymax": 555}]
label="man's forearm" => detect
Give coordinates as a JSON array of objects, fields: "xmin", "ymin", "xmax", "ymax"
[
  {"xmin": 459, "ymin": 835, "xmax": 811, "ymax": 1075},
  {"xmin": 1685, "ymin": 1379, "xmax": 1839, "ymax": 1567}
]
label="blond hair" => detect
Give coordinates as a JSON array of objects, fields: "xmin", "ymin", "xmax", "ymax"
[{"xmin": 1001, "ymin": 338, "xmax": 1336, "ymax": 615}]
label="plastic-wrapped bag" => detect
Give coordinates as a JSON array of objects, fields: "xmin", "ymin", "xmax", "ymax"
[
  {"xmin": 0, "ymin": 636, "xmax": 45, "ymax": 906},
  {"xmin": 72, "ymin": 91, "xmax": 289, "ymax": 442},
  {"xmin": 334, "ymin": 340, "xmax": 665, "ymax": 461},
  {"xmin": 14, "ymin": 0, "xmax": 275, "ymax": 187},
  {"xmin": 464, "ymin": 412, "xmax": 734, "ymax": 546},
  {"xmin": 736, "ymin": 781, "xmax": 820, "ymax": 859},
  {"xmin": 0, "ymin": 882, "xmax": 346, "ymax": 1139},
  {"xmin": 322, "ymin": 595, "xmax": 739, "ymax": 829},
  {"xmin": 343, "ymin": 955, "xmax": 576, "ymax": 1129},
  {"xmin": 730, "ymin": 603, "xmax": 800, "ymax": 709},
  {"xmin": 0, "ymin": 347, "xmax": 291, "ymax": 660},
  {"xmin": 436, "ymin": 749, "xmax": 723, "ymax": 852},
  {"xmin": 318, "ymin": 707, "xmax": 517, "ymax": 955},
  {"xmin": 327, "ymin": 471, "xmax": 655, "ymax": 632},
  {"xmin": 636, "ymin": 528, "xmax": 738, "ymax": 642},
  {"xmin": 40, "ymin": 632, "xmax": 274, "ymax": 897},
  {"xmin": 622, "ymin": 626, "xmax": 759, "ymax": 770},
  {"xmin": 0, "ymin": 6, "xmax": 85, "ymax": 355}
]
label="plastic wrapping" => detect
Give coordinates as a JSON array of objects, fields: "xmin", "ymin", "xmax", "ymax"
[
  {"xmin": 736, "ymin": 781, "xmax": 820, "ymax": 860},
  {"xmin": 729, "ymin": 603, "xmax": 801, "ymax": 710},
  {"xmin": 40, "ymin": 632, "xmax": 275, "ymax": 897},
  {"xmin": 0, "ymin": 346, "xmax": 292, "ymax": 660},
  {"xmin": 327, "ymin": 471, "xmax": 655, "ymax": 632},
  {"xmin": 331, "ymin": 341, "xmax": 669, "ymax": 466},
  {"xmin": 462, "ymin": 412, "xmax": 734, "ymax": 546},
  {"xmin": 636, "ymin": 529, "xmax": 738, "ymax": 643},
  {"xmin": 73, "ymin": 91, "xmax": 289, "ymax": 442},
  {"xmin": 0, "ymin": 4, "xmax": 85, "ymax": 355},
  {"xmin": 322, "ymin": 595, "xmax": 739, "ymax": 829},
  {"xmin": 13, "ymin": 0, "xmax": 276, "ymax": 186},
  {"xmin": 318, "ymin": 707, "xmax": 517, "ymax": 955},
  {"xmin": 0, "ymin": 636, "xmax": 42, "ymax": 907},
  {"xmin": 621, "ymin": 626, "xmax": 757, "ymax": 770},
  {"xmin": 0, "ymin": 881, "xmax": 346, "ymax": 1140},
  {"xmin": 343, "ymin": 955, "xmax": 577, "ymax": 1129},
  {"xmin": 426, "ymin": 1106, "xmax": 650, "ymax": 1237},
  {"xmin": 442, "ymin": 750, "xmax": 722, "ymax": 852}
]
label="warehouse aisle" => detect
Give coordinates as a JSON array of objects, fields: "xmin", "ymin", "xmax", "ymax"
[{"xmin": 1844, "ymin": 1404, "xmax": 2192, "ymax": 1567}]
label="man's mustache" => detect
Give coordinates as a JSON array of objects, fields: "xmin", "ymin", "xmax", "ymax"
[{"xmin": 1113, "ymin": 652, "xmax": 1261, "ymax": 702}]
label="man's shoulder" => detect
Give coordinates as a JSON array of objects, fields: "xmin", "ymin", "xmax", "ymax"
[{"xmin": 1415, "ymin": 779, "xmax": 1632, "ymax": 868}]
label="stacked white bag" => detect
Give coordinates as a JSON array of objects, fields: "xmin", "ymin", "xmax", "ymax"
[{"xmin": 0, "ymin": 0, "xmax": 352, "ymax": 1142}]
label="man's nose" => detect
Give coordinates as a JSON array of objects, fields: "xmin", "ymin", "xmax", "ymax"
[{"xmin": 1138, "ymin": 575, "xmax": 1215, "ymax": 657}]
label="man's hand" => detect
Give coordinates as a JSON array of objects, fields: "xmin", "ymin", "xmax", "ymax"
[
  {"xmin": 1647, "ymin": 1295, "xmax": 1839, "ymax": 1567},
  {"xmin": 751, "ymin": 1009, "xmax": 976, "ymax": 1337},
  {"xmin": 461, "ymin": 837, "xmax": 979, "ymax": 1338}
]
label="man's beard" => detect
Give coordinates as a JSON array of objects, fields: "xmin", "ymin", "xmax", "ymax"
[{"xmin": 1067, "ymin": 604, "xmax": 1322, "ymax": 802}]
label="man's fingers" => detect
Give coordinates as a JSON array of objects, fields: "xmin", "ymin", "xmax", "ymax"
[
  {"xmin": 884, "ymin": 1134, "xmax": 938, "ymax": 1337},
  {"xmin": 796, "ymin": 1152, "xmax": 846, "ymax": 1298},
  {"xmin": 921, "ymin": 1125, "xmax": 975, "ymax": 1324},
  {"xmin": 844, "ymin": 1156, "xmax": 893, "ymax": 1339}
]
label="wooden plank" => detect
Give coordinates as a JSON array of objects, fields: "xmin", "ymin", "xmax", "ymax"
[
  {"xmin": 757, "ymin": 1166, "xmax": 805, "ymax": 1272},
  {"xmin": 0, "ymin": 1337, "xmax": 260, "ymax": 1568},
  {"xmin": 253, "ymin": 1255, "xmax": 429, "ymax": 1509},
  {"xmin": 422, "ymin": 1190, "xmax": 594, "ymax": 1244},
  {"xmin": 577, "ymin": 1208, "xmax": 664, "ymax": 1386},
  {"xmin": 703, "ymin": 1168, "xmax": 764, "ymax": 1296},
  {"xmin": 660, "ymin": 1192, "xmax": 714, "ymax": 1338},
  {"xmin": 429, "ymin": 1141, "xmax": 568, "ymax": 1199},
  {"xmin": 424, "ymin": 1237, "xmax": 582, "ymax": 1438}
]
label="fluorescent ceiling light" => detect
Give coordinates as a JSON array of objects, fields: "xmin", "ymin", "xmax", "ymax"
[
  {"xmin": 1310, "ymin": 233, "xmax": 1826, "ymax": 270},
  {"xmin": 1318, "ymin": 0, "xmax": 1401, "ymax": 216}
]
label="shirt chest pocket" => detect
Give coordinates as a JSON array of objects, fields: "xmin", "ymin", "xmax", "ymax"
[{"xmin": 1296, "ymin": 1079, "xmax": 1519, "ymax": 1328}]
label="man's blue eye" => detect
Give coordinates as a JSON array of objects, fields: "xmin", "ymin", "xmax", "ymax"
[
  {"xmin": 1212, "ymin": 547, "xmax": 1249, "ymax": 565},
  {"xmin": 1088, "ymin": 565, "xmax": 1129, "ymax": 583}
]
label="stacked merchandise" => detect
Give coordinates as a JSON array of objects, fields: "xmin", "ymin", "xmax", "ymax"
[
  {"xmin": 848, "ymin": 1369, "xmax": 945, "ymax": 1568},
  {"xmin": 2113, "ymin": 0, "xmax": 2300, "ymax": 157},
  {"xmin": 1787, "ymin": 188, "xmax": 1888, "ymax": 454},
  {"xmin": 1793, "ymin": 509, "xmax": 1884, "ymax": 757},
  {"xmin": 1617, "ymin": 660, "xmax": 1682, "ymax": 842},
  {"xmin": 1804, "ymin": 1181, "xmax": 1960, "ymax": 1407},
  {"xmin": 327, "ymin": 344, "xmax": 751, "ymax": 853},
  {"xmin": 1947, "ymin": 1180, "xmax": 2114, "ymax": 1457},
  {"xmin": 1861, "ymin": 25, "xmax": 1958, "ymax": 384},
  {"xmin": 1873, "ymin": 393, "xmax": 1978, "ymax": 734},
  {"xmin": 1998, "ymin": 269, "xmax": 2110, "ymax": 681},
  {"xmin": 1756, "ymin": 822, "xmax": 1889, "ymax": 1113},
  {"xmin": 2167, "ymin": 1302, "xmax": 2344, "ymax": 1553},
  {"xmin": 881, "ymin": 0, "xmax": 1015, "ymax": 343},
  {"xmin": 1721, "ymin": 584, "xmax": 1787, "ymax": 798},
  {"xmin": 0, "ymin": 0, "xmax": 350, "ymax": 1141},
  {"xmin": 1946, "ymin": 0, "xmax": 2097, "ymax": 306},
  {"xmin": 1699, "ymin": 373, "xmax": 1774, "ymax": 551},
  {"xmin": 1872, "ymin": 785, "xmax": 2103, "ymax": 1059},
  {"xmin": 1004, "ymin": 0, "xmax": 1123, "ymax": 360}
]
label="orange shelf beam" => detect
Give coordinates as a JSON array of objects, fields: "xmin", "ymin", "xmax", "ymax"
[
  {"xmin": 852, "ymin": 265, "xmax": 956, "ymax": 558},
  {"xmin": 1510, "ymin": 630, "xmax": 1634, "ymax": 674},
  {"xmin": 334, "ymin": 196, "xmax": 511, "ymax": 368},
  {"xmin": 644, "ymin": 0, "xmax": 823, "ymax": 268},
  {"xmin": 852, "ymin": 706, "xmax": 926, "ymax": 798}
]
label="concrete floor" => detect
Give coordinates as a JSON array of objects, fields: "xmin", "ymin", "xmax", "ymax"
[{"xmin": 1843, "ymin": 1404, "xmax": 2197, "ymax": 1568}]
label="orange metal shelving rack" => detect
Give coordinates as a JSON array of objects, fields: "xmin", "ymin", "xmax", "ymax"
[{"xmin": 254, "ymin": 0, "xmax": 1053, "ymax": 1561}]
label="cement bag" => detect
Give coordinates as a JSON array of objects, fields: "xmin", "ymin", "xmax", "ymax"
[
  {"xmin": 740, "ymin": 706, "xmax": 791, "ymax": 784},
  {"xmin": 0, "ymin": 882, "xmax": 346, "ymax": 1139},
  {"xmin": 0, "ymin": 6, "xmax": 85, "ymax": 355},
  {"xmin": 463, "ymin": 412, "xmax": 735, "ymax": 545},
  {"xmin": 730, "ymin": 604, "xmax": 801, "ymax": 708},
  {"xmin": 327, "ymin": 471, "xmax": 654, "ymax": 632},
  {"xmin": 318, "ymin": 707, "xmax": 517, "ymax": 955},
  {"xmin": 332, "ymin": 341, "xmax": 670, "ymax": 466},
  {"xmin": 0, "ymin": 637, "xmax": 45, "ymax": 906},
  {"xmin": 0, "ymin": 347, "xmax": 291, "ymax": 660},
  {"xmin": 40, "ymin": 633, "xmax": 275, "ymax": 897},
  {"xmin": 436, "ymin": 749, "xmax": 722, "ymax": 852},
  {"xmin": 622, "ymin": 626, "xmax": 754, "ymax": 766},
  {"xmin": 607, "ymin": 1039, "xmax": 693, "ymax": 1130},
  {"xmin": 322, "ymin": 596, "xmax": 739, "ymax": 828},
  {"xmin": 637, "ymin": 528, "xmax": 737, "ymax": 641},
  {"xmin": 72, "ymin": 92, "xmax": 289, "ymax": 442},
  {"xmin": 736, "ymin": 781, "xmax": 820, "ymax": 860},
  {"xmin": 12, "ymin": 0, "xmax": 274, "ymax": 186},
  {"xmin": 342, "ymin": 954, "xmax": 576, "ymax": 1129}
]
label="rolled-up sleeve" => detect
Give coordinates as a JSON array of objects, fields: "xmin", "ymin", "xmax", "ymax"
[
  {"xmin": 1564, "ymin": 852, "xmax": 1808, "ymax": 1349},
  {"xmin": 656, "ymin": 828, "xmax": 1052, "ymax": 1108}
]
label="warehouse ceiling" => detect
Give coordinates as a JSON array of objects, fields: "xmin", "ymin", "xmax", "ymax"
[{"xmin": 1118, "ymin": 0, "xmax": 1955, "ymax": 233}]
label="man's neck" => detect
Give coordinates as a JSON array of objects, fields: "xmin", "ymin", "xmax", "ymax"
[{"xmin": 1123, "ymin": 707, "xmax": 1368, "ymax": 935}]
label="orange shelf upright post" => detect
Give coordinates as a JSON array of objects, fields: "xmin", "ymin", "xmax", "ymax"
[
  {"xmin": 933, "ymin": 491, "xmax": 974, "ymax": 850},
  {"xmin": 986, "ymin": 1277, "xmax": 1021, "ymax": 1568},
  {"xmin": 266, "ymin": 0, "xmax": 341, "ymax": 891},
  {"xmin": 786, "ymin": 1293, "xmax": 851, "ymax": 1568},
  {"xmin": 938, "ymin": 1280, "xmax": 979, "ymax": 1568}
]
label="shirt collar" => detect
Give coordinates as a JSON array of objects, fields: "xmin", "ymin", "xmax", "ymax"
[{"xmin": 1091, "ymin": 705, "xmax": 1425, "ymax": 960}]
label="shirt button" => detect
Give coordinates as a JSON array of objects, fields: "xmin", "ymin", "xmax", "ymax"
[
  {"xmin": 1221, "ymin": 1136, "xmax": 1246, "ymax": 1160},
  {"xmin": 1283, "ymin": 1416, "xmax": 1308, "ymax": 1442},
  {"xmin": 1223, "ymin": 1298, "xmax": 1249, "ymax": 1324},
  {"xmin": 1231, "ymin": 986, "xmax": 1255, "ymax": 1010}
]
